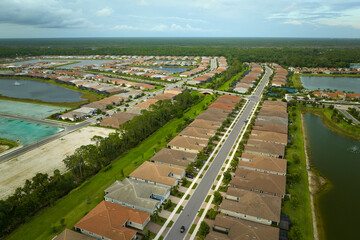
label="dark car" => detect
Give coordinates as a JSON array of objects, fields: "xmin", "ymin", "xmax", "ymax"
[{"xmin": 180, "ymin": 226, "xmax": 185, "ymax": 233}]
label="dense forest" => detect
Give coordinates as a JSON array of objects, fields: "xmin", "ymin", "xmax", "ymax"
[
  {"xmin": 0, "ymin": 91, "xmax": 200, "ymax": 237},
  {"xmin": 1, "ymin": 38, "xmax": 360, "ymax": 68}
]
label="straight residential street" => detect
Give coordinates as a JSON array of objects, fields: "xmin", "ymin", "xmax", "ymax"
[{"xmin": 163, "ymin": 66, "xmax": 272, "ymax": 240}]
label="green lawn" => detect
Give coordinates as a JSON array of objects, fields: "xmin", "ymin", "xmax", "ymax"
[
  {"xmin": 0, "ymin": 139, "xmax": 19, "ymax": 153},
  {"xmin": 282, "ymin": 106, "xmax": 314, "ymax": 240},
  {"xmin": 218, "ymin": 67, "xmax": 249, "ymax": 91},
  {"xmin": 6, "ymin": 94, "xmax": 216, "ymax": 240},
  {"xmin": 289, "ymin": 73, "xmax": 304, "ymax": 89}
]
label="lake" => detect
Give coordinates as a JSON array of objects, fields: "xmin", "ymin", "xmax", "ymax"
[
  {"xmin": 350, "ymin": 64, "xmax": 360, "ymax": 68},
  {"xmin": 301, "ymin": 76, "xmax": 360, "ymax": 92},
  {"xmin": 0, "ymin": 100, "xmax": 67, "ymax": 119},
  {"xmin": 148, "ymin": 67, "xmax": 188, "ymax": 73},
  {"xmin": 12, "ymin": 59, "xmax": 113, "ymax": 69},
  {"xmin": 0, "ymin": 78, "xmax": 84, "ymax": 102},
  {"xmin": 304, "ymin": 113, "xmax": 360, "ymax": 240},
  {"xmin": 0, "ymin": 116, "xmax": 63, "ymax": 146}
]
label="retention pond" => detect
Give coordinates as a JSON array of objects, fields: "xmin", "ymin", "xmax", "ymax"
[
  {"xmin": 0, "ymin": 116, "xmax": 63, "ymax": 146},
  {"xmin": 0, "ymin": 78, "xmax": 83, "ymax": 102},
  {"xmin": 304, "ymin": 113, "xmax": 360, "ymax": 240},
  {"xmin": 301, "ymin": 76, "xmax": 360, "ymax": 92}
]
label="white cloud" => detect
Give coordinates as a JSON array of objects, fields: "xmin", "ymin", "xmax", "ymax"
[
  {"xmin": 112, "ymin": 23, "xmax": 209, "ymax": 32},
  {"xmin": 283, "ymin": 20, "xmax": 302, "ymax": 25},
  {"xmin": 0, "ymin": 0, "xmax": 90, "ymax": 28},
  {"xmin": 96, "ymin": 7, "xmax": 114, "ymax": 17},
  {"xmin": 151, "ymin": 24, "xmax": 168, "ymax": 31},
  {"xmin": 113, "ymin": 25, "xmax": 139, "ymax": 31}
]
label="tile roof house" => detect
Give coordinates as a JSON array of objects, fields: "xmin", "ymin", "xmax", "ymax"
[
  {"xmin": 239, "ymin": 153, "xmax": 287, "ymax": 176},
  {"xmin": 179, "ymin": 126, "xmax": 216, "ymax": 140},
  {"xmin": 74, "ymin": 200, "xmax": 150, "ymax": 240},
  {"xmin": 104, "ymin": 178, "xmax": 170, "ymax": 214},
  {"xmin": 231, "ymin": 168, "xmax": 286, "ymax": 198},
  {"xmin": 133, "ymin": 99, "xmax": 159, "ymax": 110},
  {"xmin": 167, "ymin": 135, "xmax": 208, "ymax": 153},
  {"xmin": 249, "ymin": 130, "xmax": 288, "ymax": 145},
  {"xmin": 253, "ymin": 122, "xmax": 288, "ymax": 134},
  {"xmin": 188, "ymin": 119, "xmax": 221, "ymax": 131},
  {"xmin": 151, "ymin": 148, "xmax": 197, "ymax": 169},
  {"xmin": 206, "ymin": 215, "xmax": 279, "ymax": 240},
  {"xmin": 245, "ymin": 139, "xmax": 286, "ymax": 158},
  {"xmin": 256, "ymin": 116, "xmax": 288, "ymax": 126},
  {"xmin": 208, "ymin": 102, "xmax": 235, "ymax": 111},
  {"xmin": 53, "ymin": 229, "xmax": 94, "ymax": 240},
  {"xmin": 221, "ymin": 187, "xmax": 281, "ymax": 225},
  {"xmin": 129, "ymin": 161, "xmax": 185, "ymax": 187}
]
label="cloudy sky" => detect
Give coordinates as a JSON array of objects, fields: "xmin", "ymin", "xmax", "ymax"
[{"xmin": 1, "ymin": 0, "xmax": 360, "ymax": 38}]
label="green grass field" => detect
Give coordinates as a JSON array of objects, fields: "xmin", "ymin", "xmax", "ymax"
[
  {"xmin": 282, "ymin": 106, "xmax": 314, "ymax": 240},
  {"xmin": 289, "ymin": 73, "xmax": 304, "ymax": 89},
  {"xmin": 217, "ymin": 67, "xmax": 249, "ymax": 91},
  {"xmin": 0, "ymin": 139, "xmax": 19, "ymax": 153},
  {"xmin": 6, "ymin": 94, "xmax": 215, "ymax": 240}
]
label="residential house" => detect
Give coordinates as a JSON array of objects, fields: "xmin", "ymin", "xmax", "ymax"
[
  {"xmin": 249, "ymin": 130, "xmax": 288, "ymax": 145},
  {"xmin": 151, "ymin": 148, "xmax": 197, "ymax": 169},
  {"xmin": 231, "ymin": 168, "xmax": 286, "ymax": 198},
  {"xmin": 206, "ymin": 215, "xmax": 279, "ymax": 240},
  {"xmin": 244, "ymin": 139, "xmax": 286, "ymax": 158},
  {"xmin": 221, "ymin": 188, "xmax": 281, "ymax": 225},
  {"xmin": 239, "ymin": 153, "xmax": 287, "ymax": 176},
  {"xmin": 129, "ymin": 161, "xmax": 185, "ymax": 187},
  {"xmin": 74, "ymin": 200, "xmax": 150, "ymax": 240},
  {"xmin": 188, "ymin": 119, "xmax": 221, "ymax": 131},
  {"xmin": 104, "ymin": 178, "xmax": 170, "ymax": 214},
  {"xmin": 53, "ymin": 229, "xmax": 94, "ymax": 240},
  {"xmin": 179, "ymin": 127, "xmax": 216, "ymax": 140},
  {"xmin": 167, "ymin": 135, "xmax": 208, "ymax": 153}
]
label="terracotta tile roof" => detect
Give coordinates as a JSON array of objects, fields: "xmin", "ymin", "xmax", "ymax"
[
  {"xmin": 262, "ymin": 100, "xmax": 287, "ymax": 108},
  {"xmin": 75, "ymin": 201, "xmax": 147, "ymax": 240},
  {"xmin": 209, "ymin": 102, "xmax": 235, "ymax": 111},
  {"xmin": 206, "ymin": 215, "xmax": 279, "ymax": 240},
  {"xmin": 240, "ymin": 153, "xmax": 287, "ymax": 175},
  {"xmin": 129, "ymin": 161, "xmax": 184, "ymax": 186},
  {"xmin": 218, "ymin": 95, "xmax": 242, "ymax": 103},
  {"xmin": 223, "ymin": 188, "xmax": 281, "ymax": 222}
]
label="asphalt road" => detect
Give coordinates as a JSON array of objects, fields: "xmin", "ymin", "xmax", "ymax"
[
  {"xmin": 338, "ymin": 109, "xmax": 360, "ymax": 125},
  {"xmin": 164, "ymin": 66, "xmax": 272, "ymax": 240}
]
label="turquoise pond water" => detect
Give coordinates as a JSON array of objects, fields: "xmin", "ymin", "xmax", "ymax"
[
  {"xmin": 0, "ymin": 100, "xmax": 67, "ymax": 119},
  {"xmin": 0, "ymin": 116, "xmax": 63, "ymax": 145}
]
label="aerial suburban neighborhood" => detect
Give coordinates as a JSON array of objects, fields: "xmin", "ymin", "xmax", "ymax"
[{"xmin": 1, "ymin": 1, "xmax": 360, "ymax": 240}]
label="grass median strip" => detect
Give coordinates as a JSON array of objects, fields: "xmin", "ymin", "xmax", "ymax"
[{"xmin": 7, "ymin": 94, "xmax": 215, "ymax": 240}]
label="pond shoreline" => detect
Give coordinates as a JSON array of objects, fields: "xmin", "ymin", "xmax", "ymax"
[{"xmin": 301, "ymin": 113, "xmax": 321, "ymax": 240}]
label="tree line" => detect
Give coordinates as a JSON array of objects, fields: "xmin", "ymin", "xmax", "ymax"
[
  {"xmin": 0, "ymin": 91, "xmax": 200, "ymax": 237},
  {"xmin": 1, "ymin": 46, "xmax": 359, "ymax": 68}
]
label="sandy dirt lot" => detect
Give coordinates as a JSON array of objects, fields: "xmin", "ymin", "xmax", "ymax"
[{"xmin": 0, "ymin": 126, "xmax": 115, "ymax": 199}]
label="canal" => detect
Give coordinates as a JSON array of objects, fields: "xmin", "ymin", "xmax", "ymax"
[{"xmin": 304, "ymin": 113, "xmax": 360, "ymax": 240}]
